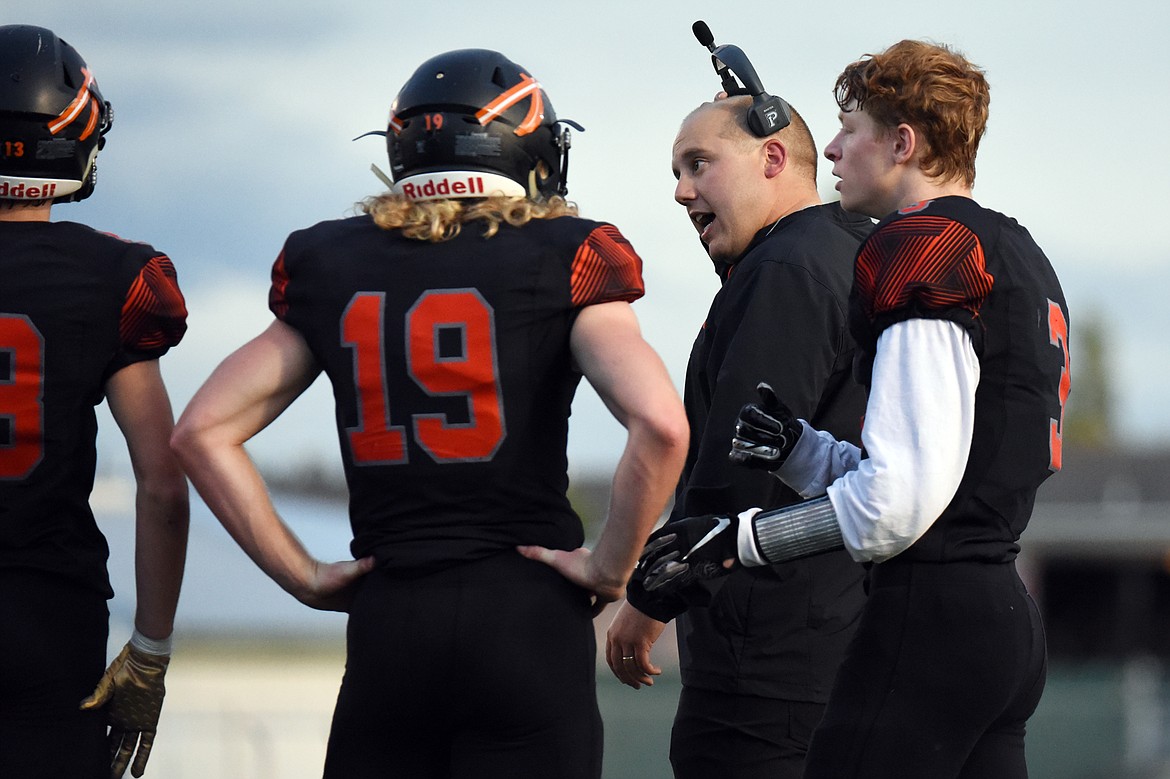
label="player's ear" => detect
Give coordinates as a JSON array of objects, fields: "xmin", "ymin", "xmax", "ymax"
[{"xmin": 892, "ymin": 123, "xmax": 917, "ymax": 166}]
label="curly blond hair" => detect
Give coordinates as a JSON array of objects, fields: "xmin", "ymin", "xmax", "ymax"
[
  {"xmin": 360, "ymin": 194, "xmax": 578, "ymax": 242},
  {"xmin": 834, "ymin": 40, "xmax": 989, "ymax": 188}
]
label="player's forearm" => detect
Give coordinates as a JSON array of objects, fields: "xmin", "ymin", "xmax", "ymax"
[
  {"xmin": 132, "ymin": 474, "xmax": 189, "ymax": 640},
  {"xmin": 172, "ymin": 323, "xmax": 326, "ymax": 601},
  {"xmin": 590, "ymin": 416, "xmax": 688, "ymax": 592},
  {"xmin": 174, "ymin": 429, "xmax": 319, "ymax": 602},
  {"xmin": 774, "ymin": 421, "xmax": 862, "ymax": 498}
]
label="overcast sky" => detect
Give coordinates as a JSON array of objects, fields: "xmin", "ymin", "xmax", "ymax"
[{"xmin": 25, "ymin": 0, "xmax": 1170, "ymax": 477}]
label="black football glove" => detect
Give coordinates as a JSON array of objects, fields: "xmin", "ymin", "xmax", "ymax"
[
  {"xmin": 729, "ymin": 382, "xmax": 803, "ymax": 471},
  {"xmin": 639, "ymin": 514, "xmax": 738, "ymax": 594}
]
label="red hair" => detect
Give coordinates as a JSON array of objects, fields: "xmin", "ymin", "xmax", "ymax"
[{"xmin": 835, "ymin": 40, "xmax": 989, "ymax": 188}]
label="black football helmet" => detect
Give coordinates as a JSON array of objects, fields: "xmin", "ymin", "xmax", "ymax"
[
  {"xmin": 382, "ymin": 49, "xmax": 575, "ymax": 201},
  {"xmin": 0, "ymin": 25, "xmax": 112, "ymax": 203}
]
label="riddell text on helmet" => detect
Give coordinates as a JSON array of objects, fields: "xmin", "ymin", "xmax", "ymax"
[
  {"xmin": 0, "ymin": 181, "xmax": 58, "ymax": 199},
  {"xmin": 399, "ymin": 176, "xmax": 487, "ymax": 199}
]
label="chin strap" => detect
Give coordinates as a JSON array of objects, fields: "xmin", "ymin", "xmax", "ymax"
[{"xmin": 370, "ymin": 163, "xmax": 394, "ymax": 190}]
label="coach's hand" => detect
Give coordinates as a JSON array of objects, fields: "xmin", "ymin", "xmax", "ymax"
[
  {"xmin": 729, "ymin": 382, "xmax": 803, "ymax": 470},
  {"xmin": 639, "ymin": 514, "xmax": 738, "ymax": 594},
  {"xmin": 606, "ymin": 602, "xmax": 667, "ymax": 689},
  {"xmin": 80, "ymin": 642, "xmax": 170, "ymax": 778}
]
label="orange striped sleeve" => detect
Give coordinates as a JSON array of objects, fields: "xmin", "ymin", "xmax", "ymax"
[
  {"xmin": 119, "ymin": 255, "xmax": 188, "ymax": 353},
  {"xmin": 569, "ymin": 225, "xmax": 645, "ymax": 308},
  {"xmin": 268, "ymin": 251, "xmax": 291, "ymax": 320},
  {"xmin": 855, "ymin": 215, "xmax": 993, "ymax": 321}
]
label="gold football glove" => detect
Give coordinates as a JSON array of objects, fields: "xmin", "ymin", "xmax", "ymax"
[{"xmin": 80, "ymin": 642, "xmax": 170, "ymax": 778}]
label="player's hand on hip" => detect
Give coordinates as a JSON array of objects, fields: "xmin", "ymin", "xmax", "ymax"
[
  {"xmin": 80, "ymin": 642, "xmax": 170, "ymax": 778},
  {"xmin": 638, "ymin": 514, "xmax": 738, "ymax": 594},
  {"xmin": 302, "ymin": 556, "xmax": 376, "ymax": 612},
  {"xmin": 729, "ymin": 381, "xmax": 803, "ymax": 470},
  {"xmin": 605, "ymin": 601, "xmax": 667, "ymax": 689},
  {"xmin": 516, "ymin": 545, "xmax": 622, "ymax": 616}
]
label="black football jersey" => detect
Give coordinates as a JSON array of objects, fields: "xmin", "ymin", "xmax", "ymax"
[
  {"xmin": 270, "ymin": 213, "xmax": 644, "ymax": 575},
  {"xmin": 678, "ymin": 202, "xmax": 871, "ymax": 521},
  {"xmin": 850, "ymin": 196, "xmax": 1070, "ymax": 562},
  {"xmin": 0, "ymin": 220, "xmax": 187, "ymax": 596}
]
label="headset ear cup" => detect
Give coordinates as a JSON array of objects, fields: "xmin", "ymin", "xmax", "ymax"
[{"xmin": 747, "ymin": 96, "xmax": 792, "ymax": 137}]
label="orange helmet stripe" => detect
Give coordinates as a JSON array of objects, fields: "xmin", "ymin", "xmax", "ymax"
[
  {"xmin": 48, "ymin": 67, "xmax": 97, "ymax": 137},
  {"xmin": 475, "ymin": 73, "xmax": 544, "ymax": 136},
  {"xmin": 79, "ymin": 100, "xmax": 99, "ymax": 141}
]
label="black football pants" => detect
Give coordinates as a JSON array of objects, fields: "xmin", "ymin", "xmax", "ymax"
[
  {"xmin": 670, "ymin": 686, "xmax": 825, "ymax": 779},
  {"xmin": 0, "ymin": 569, "xmax": 109, "ymax": 779},
  {"xmin": 803, "ymin": 559, "xmax": 1047, "ymax": 779},
  {"xmin": 323, "ymin": 551, "xmax": 603, "ymax": 779}
]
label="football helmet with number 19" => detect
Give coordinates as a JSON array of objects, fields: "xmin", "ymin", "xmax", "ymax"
[{"xmin": 374, "ymin": 49, "xmax": 577, "ymax": 202}]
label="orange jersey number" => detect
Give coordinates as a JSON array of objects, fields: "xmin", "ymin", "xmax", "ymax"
[
  {"xmin": 1047, "ymin": 299, "xmax": 1071, "ymax": 472},
  {"xmin": 342, "ymin": 290, "xmax": 505, "ymax": 465},
  {"xmin": 0, "ymin": 315, "xmax": 44, "ymax": 479}
]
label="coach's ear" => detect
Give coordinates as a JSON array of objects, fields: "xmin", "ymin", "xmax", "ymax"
[{"xmin": 763, "ymin": 138, "xmax": 788, "ymax": 179}]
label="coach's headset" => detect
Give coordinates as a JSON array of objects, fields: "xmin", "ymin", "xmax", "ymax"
[{"xmin": 693, "ymin": 20, "xmax": 791, "ymax": 137}]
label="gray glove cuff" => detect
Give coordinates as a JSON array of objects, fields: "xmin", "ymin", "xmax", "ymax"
[
  {"xmin": 131, "ymin": 628, "xmax": 173, "ymax": 657},
  {"xmin": 752, "ymin": 496, "xmax": 843, "ymax": 564}
]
